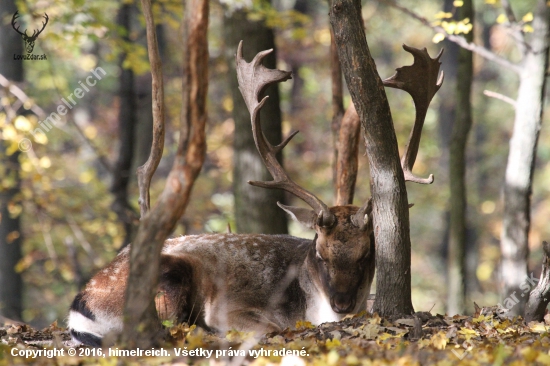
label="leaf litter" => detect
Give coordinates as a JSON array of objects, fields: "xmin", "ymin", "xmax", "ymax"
[{"xmin": 1, "ymin": 304, "xmax": 550, "ymax": 365}]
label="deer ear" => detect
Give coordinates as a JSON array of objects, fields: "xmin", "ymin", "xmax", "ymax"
[{"xmin": 277, "ymin": 202, "xmax": 317, "ymax": 229}]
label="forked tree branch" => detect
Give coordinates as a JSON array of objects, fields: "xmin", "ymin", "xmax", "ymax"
[
  {"xmin": 121, "ymin": 0, "xmax": 208, "ymax": 348},
  {"xmin": 382, "ymin": 0, "xmax": 522, "ymax": 74},
  {"xmin": 500, "ymin": 0, "xmax": 527, "ymax": 56}
]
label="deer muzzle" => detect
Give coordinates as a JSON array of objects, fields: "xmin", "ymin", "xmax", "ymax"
[{"xmin": 330, "ymin": 292, "xmax": 356, "ymax": 313}]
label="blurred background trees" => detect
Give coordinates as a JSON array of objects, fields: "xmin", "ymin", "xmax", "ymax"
[{"xmin": 0, "ymin": 0, "xmax": 549, "ymax": 326}]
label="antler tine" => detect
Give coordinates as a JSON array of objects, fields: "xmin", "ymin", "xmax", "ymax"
[
  {"xmin": 35, "ymin": 13, "xmax": 49, "ymax": 37},
  {"xmin": 236, "ymin": 41, "xmax": 336, "ymax": 228},
  {"xmin": 11, "ymin": 11, "xmax": 26, "ymax": 36},
  {"xmin": 383, "ymin": 44, "xmax": 444, "ymax": 185}
]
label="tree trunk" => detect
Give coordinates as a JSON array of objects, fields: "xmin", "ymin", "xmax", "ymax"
[
  {"xmin": 335, "ymin": 103, "xmax": 360, "ymax": 205},
  {"xmin": 224, "ymin": 6, "xmax": 288, "ymax": 234},
  {"xmin": 111, "ymin": 2, "xmax": 139, "ymax": 248},
  {"xmin": 447, "ymin": 0, "xmax": 474, "ymax": 316},
  {"xmin": 120, "ymin": 0, "xmax": 208, "ymax": 348},
  {"xmin": 525, "ymin": 241, "xmax": 550, "ymax": 322},
  {"xmin": 329, "ymin": 0, "xmax": 345, "ymax": 193},
  {"xmin": 500, "ymin": 0, "xmax": 549, "ymax": 316},
  {"xmin": 0, "ymin": 0, "xmax": 24, "ymax": 322},
  {"xmin": 436, "ymin": 0, "xmax": 457, "ymax": 262},
  {"xmin": 330, "ymin": 0, "xmax": 414, "ymax": 317}
]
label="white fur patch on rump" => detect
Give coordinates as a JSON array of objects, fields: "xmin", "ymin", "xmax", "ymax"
[{"xmin": 68, "ymin": 310, "xmax": 123, "ymax": 339}]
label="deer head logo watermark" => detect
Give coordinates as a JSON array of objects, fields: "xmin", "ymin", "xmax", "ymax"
[{"xmin": 11, "ymin": 11, "xmax": 48, "ymax": 54}]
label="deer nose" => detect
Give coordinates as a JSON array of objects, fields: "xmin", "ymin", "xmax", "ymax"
[{"xmin": 331, "ymin": 293, "xmax": 355, "ymax": 313}]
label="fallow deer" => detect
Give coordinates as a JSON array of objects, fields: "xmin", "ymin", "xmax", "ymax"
[{"xmin": 68, "ymin": 41, "xmax": 441, "ymax": 347}]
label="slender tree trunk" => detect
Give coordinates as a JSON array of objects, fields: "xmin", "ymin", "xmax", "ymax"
[
  {"xmin": 328, "ymin": 0, "xmax": 345, "ymax": 193},
  {"xmin": 111, "ymin": 2, "xmax": 139, "ymax": 248},
  {"xmin": 447, "ymin": 0, "xmax": 474, "ymax": 316},
  {"xmin": 224, "ymin": 6, "xmax": 288, "ymax": 234},
  {"xmin": 0, "ymin": 0, "xmax": 24, "ymax": 322},
  {"xmin": 500, "ymin": 0, "xmax": 550, "ymax": 316},
  {"xmin": 436, "ymin": 0, "xmax": 457, "ymax": 262},
  {"xmin": 121, "ymin": 0, "xmax": 208, "ymax": 348},
  {"xmin": 330, "ymin": 0, "xmax": 414, "ymax": 317}
]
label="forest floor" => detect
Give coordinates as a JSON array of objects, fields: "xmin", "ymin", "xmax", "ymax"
[{"xmin": 1, "ymin": 304, "xmax": 550, "ymax": 365}]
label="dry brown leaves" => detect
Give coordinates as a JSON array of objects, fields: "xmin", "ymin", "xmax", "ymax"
[{"xmin": 1, "ymin": 306, "xmax": 550, "ymax": 365}]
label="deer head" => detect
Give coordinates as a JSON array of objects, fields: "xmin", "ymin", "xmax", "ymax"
[
  {"xmin": 12, "ymin": 11, "xmax": 49, "ymax": 54},
  {"xmin": 236, "ymin": 41, "xmax": 375, "ymax": 314}
]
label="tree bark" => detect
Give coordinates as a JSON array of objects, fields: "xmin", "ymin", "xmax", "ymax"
[
  {"xmin": 525, "ymin": 241, "xmax": 550, "ymax": 323},
  {"xmin": 120, "ymin": 0, "xmax": 208, "ymax": 348},
  {"xmin": 329, "ymin": 0, "xmax": 345, "ymax": 193},
  {"xmin": 330, "ymin": 0, "xmax": 414, "ymax": 317},
  {"xmin": 335, "ymin": 103, "xmax": 360, "ymax": 205},
  {"xmin": 447, "ymin": 0, "xmax": 474, "ymax": 316},
  {"xmin": 111, "ymin": 2, "xmax": 139, "ymax": 248},
  {"xmin": 500, "ymin": 0, "xmax": 549, "ymax": 316},
  {"xmin": 224, "ymin": 6, "xmax": 288, "ymax": 234},
  {"xmin": 0, "ymin": 0, "xmax": 24, "ymax": 322}
]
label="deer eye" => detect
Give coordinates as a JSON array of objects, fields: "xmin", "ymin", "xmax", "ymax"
[{"xmin": 316, "ymin": 251, "xmax": 325, "ymax": 262}]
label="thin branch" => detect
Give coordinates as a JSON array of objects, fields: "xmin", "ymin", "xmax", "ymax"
[
  {"xmin": 40, "ymin": 54, "xmax": 114, "ymax": 174},
  {"xmin": 1, "ymin": 58, "xmax": 114, "ymax": 174},
  {"xmin": 121, "ymin": 0, "xmax": 209, "ymax": 348},
  {"xmin": 136, "ymin": 0, "xmax": 166, "ymax": 218},
  {"xmin": 383, "ymin": 0, "xmax": 522, "ymax": 74},
  {"xmin": 66, "ymin": 215, "xmax": 96, "ymax": 258},
  {"xmin": 500, "ymin": 0, "xmax": 527, "ymax": 55},
  {"xmin": 0, "ymin": 74, "xmax": 46, "ymax": 118},
  {"xmin": 483, "ymin": 90, "xmax": 517, "ymax": 108}
]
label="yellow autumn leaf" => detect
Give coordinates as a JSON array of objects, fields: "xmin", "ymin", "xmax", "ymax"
[
  {"xmin": 325, "ymin": 338, "xmax": 341, "ymax": 349},
  {"xmin": 457, "ymin": 327, "xmax": 479, "ymax": 340},
  {"xmin": 432, "ymin": 33, "xmax": 446, "ymax": 44},
  {"xmin": 327, "ymin": 350, "xmax": 339, "ymax": 365},
  {"xmin": 529, "ymin": 322, "xmax": 549, "ymax": 333},
  {"xmin": 84, "ymin": 125, "xmax": 97, "ymax": 139},
  {"xmin": 79, "ymin": 171, "xmax": 94, "ymax": 184},
  {"xmin": 536, "ymin": 352, "xmax": 550, "ymax": 364},
  {"xmin": 435, "ymin": 11, "xmax": 453, "ymax": 19},
  {"xmin": 521, "ymin": 347, "xmax": 539, "ymax": 362},
  {"xmin": 33, "ymin": 132, "xmax": 48, "ymax": 144},
  {"xmin": 473, "ymin": 314, "xmax": 492, "ymax": 323},
  {"xmin": 522, "ymin": 12, "xmax": 534, "ymax": 22},
  {"xmin": 431, "ymin": 331, "xmax": 448, "ymax": 350},
  {"xmin": 453, "ymin": 0, "xmax": 464, "ymax": 6},
  {"xmin": 485, "ymin": 0, "xmax": 496, "ymax": 3},
  {"xmin": 2, "ymin": 124, "xmax": 17, "ymax": 140},
  {"xmin": 39, "ymin": 156, "xmax": 51, "ymax": 169},
  {"xmin": 523, "ymin": 24, "xmax": 534, "ymax": 33},
  {"xmin": 14, "ymin": 115, "xmax": 32, "ymax": 131},
  {"xmin": 377, "ymin": 332, "xmax": 393, "ymax": 343},
  {"xmin": 496, "ymin": 13, "xmax": 507, "ymax": 24},
  {"xmin": 295, "ymin": 320, "xmax": 315, "ymax": 330},
  {"xmin": 361, "ymin": 323, "xmax": 379, "ymax": 339}
]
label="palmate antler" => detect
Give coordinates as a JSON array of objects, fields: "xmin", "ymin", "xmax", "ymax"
[
  {"xmin": 383, "ymin": 44, "xmax": 444, "ymax": 184},
  {"xmin": 236, "ymin": 41, "xmax": 337, "ymax": 228}
]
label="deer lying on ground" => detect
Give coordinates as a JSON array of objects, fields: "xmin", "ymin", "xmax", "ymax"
[{"xmin": 68, "ymin": 41, "xmax": 441, "ymax": 347}]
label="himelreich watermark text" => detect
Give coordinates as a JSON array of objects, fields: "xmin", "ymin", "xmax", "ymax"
[{"xmin": 18, "ymin": 67, "xmax": 107, "ymax": 152}]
